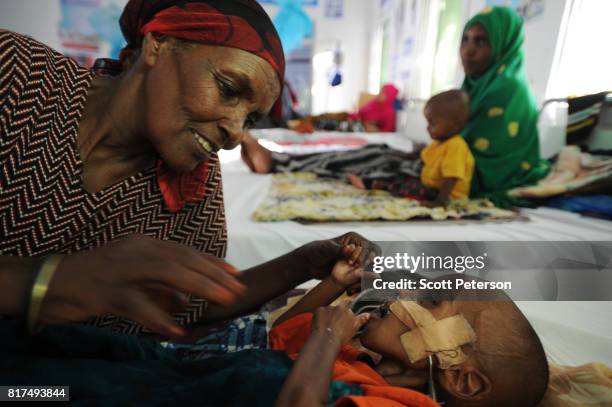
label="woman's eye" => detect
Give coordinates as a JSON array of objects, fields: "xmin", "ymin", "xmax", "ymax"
[{"xmin": 218, "ymin": 79, "xmax": 240, "ymax": 99}]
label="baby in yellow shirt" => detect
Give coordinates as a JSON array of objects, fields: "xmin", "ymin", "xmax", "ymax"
[{"xmin": 349, "ymin": 90, "xmax": 474, "ymax": 206}]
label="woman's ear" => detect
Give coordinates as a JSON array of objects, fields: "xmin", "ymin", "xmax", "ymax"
[
  {"xmin": 438, "ymin": 364, "xmax": 492, "ymax": 400},
  {"xmin": 141, "ymin": 32, "xmax": 165, "ymax": 67}
]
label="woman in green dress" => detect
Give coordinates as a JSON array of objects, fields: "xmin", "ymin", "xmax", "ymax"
[
  {"xmin": 460, "ymin": 6, "xmax": 549, "ymax": 207},
  {"xmin": 242, "ymin": 6, "xmax": 549, "ymax": 209}
]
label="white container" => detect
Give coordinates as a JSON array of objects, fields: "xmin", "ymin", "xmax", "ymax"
[{"xmin": 539, "ymin": 100, "xmax": 569, "ymax": 159}]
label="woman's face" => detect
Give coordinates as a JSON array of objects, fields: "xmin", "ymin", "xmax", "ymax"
[
  {"xmin": 142, "ymin": 36, "xmax": 280, "ymax": 173},
  {"xmin": 460, "ymin": 24, "xmax": 492, "ymax": 78}
]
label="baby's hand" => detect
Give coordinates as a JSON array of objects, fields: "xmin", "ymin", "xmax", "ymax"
[{"xmin": 331, "ymin": 259, "xmax": 363, "ymax": 287}]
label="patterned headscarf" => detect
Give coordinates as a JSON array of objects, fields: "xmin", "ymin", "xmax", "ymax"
[
  {"xmin": 119, "ymin": 0, "xmax": 284, "ymax": 85},
  {"xmin": 109, "ymin": 0, "xmax": 285, "ymax": 212}
]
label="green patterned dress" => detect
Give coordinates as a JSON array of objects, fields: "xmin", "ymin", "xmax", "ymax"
[{"xmin": 461, "ymin": 6, "xmax": 550, "ymax": 207}]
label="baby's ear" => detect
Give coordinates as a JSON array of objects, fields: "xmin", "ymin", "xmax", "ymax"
[{"xmin": 438, "ymin": 363, "xmax": 492, "ymax": 400}]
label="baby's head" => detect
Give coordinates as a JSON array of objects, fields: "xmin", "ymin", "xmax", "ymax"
[
  {"xmin": 424, "ymin": 90, "xmax": 470, "ymax": 141},
  {"xmin": 357, "ymin": 275, "xmax": 548, "ymax": 407}
]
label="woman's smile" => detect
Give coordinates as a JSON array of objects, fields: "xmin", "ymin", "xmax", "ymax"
[{"xmin": 191, "ymin": 129, "xmax": 218, "ymax": 156}]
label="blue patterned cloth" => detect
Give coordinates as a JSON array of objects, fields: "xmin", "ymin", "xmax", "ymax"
[{"xmin": 168, "ymin": 312, "xmax": 270, "ymax": 360}]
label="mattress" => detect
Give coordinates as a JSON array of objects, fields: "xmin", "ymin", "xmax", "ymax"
[{"xmin": 219, "ymin": 140, "xmax": 612, "ymax": 367}]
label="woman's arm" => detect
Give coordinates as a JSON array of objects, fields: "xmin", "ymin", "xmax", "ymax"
[
  {"xmin": 275, "ymin": 306, "xmax": 370, "ymax": 407},
  {"xmin": 0, "ymin": 235, "xmax": 246, "ymax": 338},
  {"xmin": 200, "ymin": 235, "xmax": 376, "ymax": 324},
  {"xmin": 0, "ymin": 256, "xmax": 38, "ymax": 315},
  {"xmin": 199, "ymin": 249, "xmax": 317, "ymax": 323},
  {"xmin": 275, "ymin": 328, "xmax": 342, "ymax": 407}
]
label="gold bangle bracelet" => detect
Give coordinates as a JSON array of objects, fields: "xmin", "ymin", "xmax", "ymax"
[{"xmin": 27, "ymin": 254, "xmax": 64, "ymax": 334}]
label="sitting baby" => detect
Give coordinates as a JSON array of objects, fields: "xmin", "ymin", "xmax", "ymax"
[
  {"xmin": 349, "ymin": 89, "xmax": 475, "ymax": 207},
  {"xmin": 271, "ymin": 254, "xmax": 549, "ymax": 407}
]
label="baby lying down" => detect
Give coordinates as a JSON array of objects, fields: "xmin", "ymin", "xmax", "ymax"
[{"xmin": 271, "ymin": 256, "xmax": 549, "ymax": 407}]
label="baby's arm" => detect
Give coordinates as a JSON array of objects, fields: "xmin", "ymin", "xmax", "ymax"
[{"xmin": 273, "ymin": 258, "xmax": 362, "ymax": 327}]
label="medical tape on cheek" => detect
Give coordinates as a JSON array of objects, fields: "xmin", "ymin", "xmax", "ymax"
[{"xmin": 389, "ymin": 300, "xmax": 477, "ymax": 369}]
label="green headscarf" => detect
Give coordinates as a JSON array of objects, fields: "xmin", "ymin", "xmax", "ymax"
[{"xmin": 461, "ymin": 6, "xmax": 549, "ymax": 208}]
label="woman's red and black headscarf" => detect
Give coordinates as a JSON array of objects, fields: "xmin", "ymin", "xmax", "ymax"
[
  {"xmin": 119, "ymin": 0, "xmax": 284, "ymax": 83},
  {"xmin": 100, "ymin": 0, "xmax": 285, "ymax": 212}
]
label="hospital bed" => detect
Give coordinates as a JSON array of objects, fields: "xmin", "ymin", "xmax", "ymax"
[{"xmin": 219, "ymin": 132, "xmax": 612, "ymax": 368}]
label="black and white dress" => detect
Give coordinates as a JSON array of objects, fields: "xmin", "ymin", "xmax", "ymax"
[{"xmin": 0, "ymin": 31, "xmax": 227, "ymax": 334}]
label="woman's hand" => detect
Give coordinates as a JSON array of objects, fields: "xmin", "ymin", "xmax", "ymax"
[
  {"xmin": 311, "ymin": 304, "xmax": 370, "ymax": 347},
  {"xmin": 39, "ymin": 234, "xmax": 246, "ymax": 338},
  {"xmin": 297, "ymin": 232, "xmax": 381, "ymax": 280},
  {"xmin": 275, "ymin": 304, "xmax": 370, "ymax": 407}
]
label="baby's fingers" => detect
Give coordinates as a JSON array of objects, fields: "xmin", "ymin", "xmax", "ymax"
[
  {"xmin": 348, "ymin": 245, "xmax": 363, "ymax": 266},
  {"xmin": 354, "ymin": 313, "xmax": 370, "ymax": 331}
]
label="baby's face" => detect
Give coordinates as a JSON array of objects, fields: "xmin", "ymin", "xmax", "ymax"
[
  {"xmin": 424, "ymin": 106, "xmax": 460, "ymax": 141},
  {"xmin": 359, "ymin": 296, "xmax": 481, "ymax": 371}
]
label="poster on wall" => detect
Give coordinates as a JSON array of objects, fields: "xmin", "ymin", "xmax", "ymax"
[
  {"xmin": 324, "ymin": 0, "xmax": 343, "ymax": 19},
  {"xmin": 59, "ymin": 0, "xmax": 126, "ymax": 67},
  {"xmin": 485, "ymin": 0, "xmax": 545, "ymax": 21},
  {"xmin": 258, "ymin": 0, "xmax": 318, "ymax": 5}
]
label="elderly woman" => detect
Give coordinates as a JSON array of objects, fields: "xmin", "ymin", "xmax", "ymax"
[
  {"xmin": 0, "ymin": 0, "xmax": 377, "ymax": 394},
  {"xmin": 242, "ymin": 6, "xmax": 549, "ymax": 208}
]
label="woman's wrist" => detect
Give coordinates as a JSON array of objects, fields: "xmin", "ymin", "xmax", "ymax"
[
  {"xmin": 309, "ymin": 326, "xmax": 343, "ymax": 351},
  {"xmin": 27, "ymin": 255, "xmax": 64, "ymax": 333},
  {"xmin": 325, "ymin": 275, "xmax": 350, "ymax": 292},
  {"xmin": 286, "ymin": 245, "xmax": 318, "ymax": 281}
]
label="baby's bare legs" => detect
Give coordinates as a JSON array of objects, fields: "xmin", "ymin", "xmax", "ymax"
[{"xmin": 347, "ymin": 174, "xmax": 366, "ymax": 189}]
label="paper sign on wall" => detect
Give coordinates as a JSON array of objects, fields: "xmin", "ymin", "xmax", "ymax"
[
  {"xmin": 259, "ymin": 0, "xmax": 318, "ymax": 5},
  {"xmin": 324, "ymin": 0, "xmax": 343, "ymax": 19},
  {"xmin": 485, "ymin": 0, "xmax": 545, "ymax": 21}
]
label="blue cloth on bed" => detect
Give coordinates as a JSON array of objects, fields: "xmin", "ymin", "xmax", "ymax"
[
  {"xmin": 170, "ymin": 312, "xmax": 269, "ymax": 360},
  {"xmin": 546, "ymin": 195, "xmax": 612, "ymax": 220}
]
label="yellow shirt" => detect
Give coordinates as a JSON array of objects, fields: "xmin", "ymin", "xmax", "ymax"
[{"xmin": 420, "ymin": 135, "xmax": 475, "ymax": 199}]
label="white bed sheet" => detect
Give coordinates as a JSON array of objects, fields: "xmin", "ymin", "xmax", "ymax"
[{"xmin": 219, "ymin": 145, "xmax": 612, "ymax": 367}]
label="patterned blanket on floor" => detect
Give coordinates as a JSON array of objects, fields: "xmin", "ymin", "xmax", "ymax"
[{"xmin": 252, "ymin": 173, "xmax": 518, "ymax": 222}]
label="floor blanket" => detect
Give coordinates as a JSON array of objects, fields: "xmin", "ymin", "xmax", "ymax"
[{"xmin": 252, "ymin": 173, "xmax": 518, "ymax": 222}]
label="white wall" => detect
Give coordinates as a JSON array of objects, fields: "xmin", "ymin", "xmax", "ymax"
[
  {"xmin": 262, "ymin": 1, "xmax": 375, "ymax": 114},
  {"xmin": 0, "ymin": 0, "xmax": 63, "ymax": 50}
]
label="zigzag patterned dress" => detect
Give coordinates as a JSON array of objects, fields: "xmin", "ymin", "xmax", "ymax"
[{"xmin": 0, "ymin": 31, "xmax": 227, "ymax": 334}]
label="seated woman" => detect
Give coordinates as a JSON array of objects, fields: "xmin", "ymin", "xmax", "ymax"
[
  {"xmin": 271, "ymin": 260, "xmax": 550, "ymax": 407},
  {"xmin": 242, "ymin": 6, "xmax": 549, "ymax": 208},
  {"xmin": 459, "ymin": 5, "xmax": 549, "ymax": 207},
  {"xmin": 284, "ymin": 83, "xmax": 400, "ymax": 133}
]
